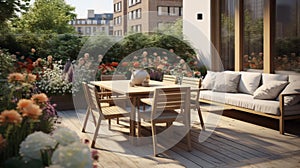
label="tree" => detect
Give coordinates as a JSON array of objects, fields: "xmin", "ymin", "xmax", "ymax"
[
  {"xmin": 0, "ymin": 0, "xmax": 30, "ymax": 26},
  {"xmin": 14, "ymin": 0, "xmax": 76, "ymax": 34}
]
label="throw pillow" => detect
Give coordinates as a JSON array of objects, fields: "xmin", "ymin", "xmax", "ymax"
[
  {"xmin": 201, "ymin": 71, "xmax": 217, "ymax": 90},
  {"xmin": 238, "ymin": 72, "xmax": 262, "ymax": 95},
  {"xmin": 278, "ymin": 82, "xmax": 300, "ymax": 106},
  {"xmin": 213, "ymin": 72, "xmax": 241, "ymax": 93},
  {"xmin": 253, "ymin": 81, "xmax": 289, "ymax": 100}
]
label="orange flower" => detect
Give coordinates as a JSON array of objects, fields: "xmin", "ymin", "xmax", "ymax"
[
  {"xmin": 17, "ymin": 99, "xmax": 34, "ymax": 111},
  {"xmin": 26, "ymin": 73, "xmax": 37, "ymax": 83},
  {"xmin": 7, "ymin": 73, "xmax": 24, "ymax": 83},
  {"xmin": 133, "ymin": 62, "xmax": 140, "ymax": 68},
  {"xmin": 22, "ymin": 104, "xmax": 42, "ymax": 120},
  {"xmin": 121, "ymin": 62, "xmax": 128, "ymax": 67},
  {"xmin": 111, "ymin": 62, "xmax": 119, "ymax": 67},
  {"xmin": 31, "ymin": 93, "xmax": 48, "ymax": 104},
  {"xmin": 0, "ymin": 110, "xmax": 22, "ymax": 124}
]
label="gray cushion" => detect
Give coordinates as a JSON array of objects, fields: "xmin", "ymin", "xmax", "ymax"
[
  {"xmin": 238, "ymin": 72, "xmax": 262, "ymax": 95},
  {"xmin": 253, "ymin": 81, "xmax": 288, "ymax": 100},
  {"xmin": 279, "ymin": 82, "xmax": 300, "ymax": 106},
  {"xmin": 225, "ymin": 93, "xmax": 255, "ymax": 109},
  {"xmin": 262, "ymin": 73, "xmax": 288, "ymax": 84},
  {"xmin": 253, "ymin": 99, "xmax": 280, "ymax": 115},
  {"xmin": 201, "ymin": 71, "xmax": 217, "ymax": 90},
  {"xmin": 199, "ymin": 90, "xmax": 226, "ymax": 103},
  {"xmin": 213, "ymin": 72, "xmax": 241, "ymax": 93}
]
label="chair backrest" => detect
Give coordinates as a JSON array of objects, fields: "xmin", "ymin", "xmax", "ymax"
[
  {"xmin": 101, "ymin": 74, "xmax": 126, "ymax": 81},
  {"xmin": 162, "ymin": 75, "xmax": 176, "ymax": 84},
  {"xmin": 85, "ymin": 83, "xmax": 102, "ymax": 114},
  {"xmin": 181, "ymin": 77, "xmax": 201, "ymax": 104},
  {"xmin": 181, "ymin": 77, "xmax": 201, "ymax": 88},
  {"xmin": 151, "ymin": 87, "xmax": 190, "ymax": 119}
]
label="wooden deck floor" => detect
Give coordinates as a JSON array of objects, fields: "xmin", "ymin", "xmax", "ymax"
[{"xmin": 57, "ymin": 107, "xmax": 300, "ymax": 168}]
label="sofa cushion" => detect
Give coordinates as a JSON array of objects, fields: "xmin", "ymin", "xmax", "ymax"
[
  {"xmin": 279, "ymin": 82, "xmax": 300, "ymax": 106},
  {"xmin": 285, "ymin": 103, "xmax": 300, "ymax": 116},
  {"xmin": 213, "ymin": 72, "xmax": 241, "ymax": 93},
  {"xmin": 262, "ymin": 73, "xmax": 288, "ymax": 84},
  {"xmin": 253, "ymin": 81, "xmax": 288, "ymax": 100},
  {"xmin": 288, "ymin": 74, "xmax": 300, "ymax": 82},
  {"xmin": 200, "ymin": 91, "xmax": 255, "ymax": 110},
  {"xmin": 201, "ymin": 71, "xmax": 217, "ymax": 90},
  {"xmin": 238, "ymin": 72, "xmax": 262, "ymax": 95},
  {"xmin": 225, "ymin": 93, "xmax": 255, "ymax": 109},
  {"xmin": 253, "ymin": 99, "xmax": 280, "ymax": 115}
]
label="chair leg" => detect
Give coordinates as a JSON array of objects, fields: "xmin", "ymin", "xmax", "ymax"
[
  {"xmin": 108, "ymin": 119, "xmax": 111, "ymax": 130},
  {"xmin": 186, "ymin": 130, "xmax": 192, "ymax": 151},
  {"xmin": 92, "ymin": 116, "xmax": 102, "ymax": 148},
  {"xmin": 151, "ymin": 122, "xmax": 157, "ymax": 156},
  {"xmin": 82, "ymin": 107, "xmax": 91, "ymax": 132},
  {"xmin": 279, "ymin": 117, "xmax": 285, "ymax": 135},
  {"xmin": 198, "ymin": 108, "xmax": 205, "ymax": 131}
]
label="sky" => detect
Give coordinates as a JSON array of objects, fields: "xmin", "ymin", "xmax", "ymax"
[{"xmin": 30, "ymin": 0, "xmax": 113, "ymax": 18}]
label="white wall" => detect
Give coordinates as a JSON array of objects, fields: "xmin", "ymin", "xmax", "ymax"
[{"xmin": 183, "ymin": 0, "xmax": 213, "ymax": 69}]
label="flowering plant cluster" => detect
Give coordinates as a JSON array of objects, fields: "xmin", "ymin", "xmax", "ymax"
[
  {"xmin": 36, "ymin": 61, "xmax": 73, "ymax": 95},
  {"xmin": 3, "ymin": 127, "xmax": 99, "ymax": 167},
  {"xmin": 0, "ymin": 72, "xmax": 57, "ymax": 162}
]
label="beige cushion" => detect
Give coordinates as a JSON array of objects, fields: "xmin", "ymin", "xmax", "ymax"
[
  {"xmin": 213, "ymin": 72, "xmax": 241, "ymax": 93},
  {"xmin": 201, "ymin": 71, "xmax": 217, "ymax": 90},
  {"xmin": 288, "ymin": 74, "xmax": 300, "ymax": 82},
  {"xmin": 279, "ymin": 82, "xmax": 300, "ymax": 106},
  {"xmin": 238, "ymin": 72, "xmax": 262, "ymax": 95},
  {"xmin": 253, "ymin": 81, "xmax": 288, "ymax": 100}
]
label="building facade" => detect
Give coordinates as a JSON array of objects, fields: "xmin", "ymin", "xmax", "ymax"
[
  {"xmin": 113, "ymin": 0, "xmax": 183, "ymax": 36},
  {"xmin": 70, "ymin": 10, "xmax": 113, "ymax": 36}
]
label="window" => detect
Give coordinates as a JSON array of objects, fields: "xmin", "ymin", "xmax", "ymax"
[
  {"xmin": 158, "ymin": 6, "xmax": 181, "ymax": 16},
  {"xmin": 158, "ymin": 6, "xmax": 168, "ymax": 16},
  {"xmin": 101, "ymin": 20, "xmax": 106, "ymax": 24},
  {"xmin": 128, "ymin": 9, "xmax": 141, "ymax": 20},
  {"xmin": 131, "ymin": 24, "xmax": 142, "ymax": 32},
  {"xmin": 114, "ymin": 2, "xmax": 122, "ymax": 12},
  {"xmin": 220, "ymin": 0, "xmax": 235, "ymax": 70},
  {"xmin": 86, "ymin": 27, "xmax": 91, "ymax": 34},
  {"xmin": 169, "ymin": 7, "xmax": 180, "ymax": 16},
  {"xmin": 77, "ymin": 27, "xmax": 82, "ymax": 34},
  {"xmin": 243, "ymin": 0, "xmax": 264, "ymax": 70},
  {"xmin": 92, "ymin": 20, "xmax": 97, "ymax": 24},
  {"xmin": 275, "ymin": 0, "xmax": 300, "ymax": 72},
  {"xmin": 129, "ymin": 0, "xmax": 141, "ymax": 7},
  {"xmin": 114, "ymin": 16, "xmax": 122, "ymax": 25},
  {"xmin": 87, "ymin": 20, "xmax": 92, "ymax": 24},
  {"xmin": 82, "ymin": 20, "xmax": 86, "ymax": 24}
]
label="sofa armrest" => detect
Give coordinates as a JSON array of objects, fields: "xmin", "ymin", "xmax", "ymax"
[{"xmin": 279, "ymin": 92, "xmax": 300, "ymax": 116}]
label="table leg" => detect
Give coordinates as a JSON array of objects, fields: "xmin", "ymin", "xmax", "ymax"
[{"xmin": 130, "ymin": 97, "xmax": 137, "ymax": 138}]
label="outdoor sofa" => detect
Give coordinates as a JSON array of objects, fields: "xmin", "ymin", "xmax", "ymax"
[{"xmin": 199, "ymin": 70, "xmax": 300, "ymax": 134}]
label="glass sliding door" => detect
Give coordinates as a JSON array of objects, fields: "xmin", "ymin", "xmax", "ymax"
[
  {"xmin": 220, "ymin": 0, "xmax": 235, "ymax": 70},
  {"xmin": 243, "ymin": 0, "xmax": 264, "ymax": 70},
  {"xmin": 275, "ymin": 0, "xmax": 300, "ymax": 72}
]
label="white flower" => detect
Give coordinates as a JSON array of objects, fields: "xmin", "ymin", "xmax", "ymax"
[
  {"xmin": 52, "ymin": 127, "xmax": 80, "ymax": 146},
  {"xmin": 51, "ymin": 142, "xmax": 92, "ymax": 168},
  {"xmin": 19, "ymin": 131, "xmax": 57, "ymax": 162}
]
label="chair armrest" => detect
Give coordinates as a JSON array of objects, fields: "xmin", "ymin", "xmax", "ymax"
[{"xmin": 279, "ymin": 92, "xmax": 300, "ymax": 117}]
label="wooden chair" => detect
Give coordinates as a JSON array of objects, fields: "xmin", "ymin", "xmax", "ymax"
[
  {"xmin": 81, "ymin": 83, "xmax": 130, "ymax": 148},
  {"xmin": 139, "ymin": 87, "xmax": 191, "ymax": 156},
  {"xmin": 181, "ymin": 77, "xmax": 205, "ymax": 130},
  {"xmin": 100, "ymin": 74, "xmax": 127, "ymax": 123},
  {"xmin": 162, "ymin": 74, "xmax": 176, "ymax": 84}
]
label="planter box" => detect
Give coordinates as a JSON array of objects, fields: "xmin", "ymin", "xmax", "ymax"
[{"xmin": 50, "ymin": 94, "xmax": 75, "ymax": 111}]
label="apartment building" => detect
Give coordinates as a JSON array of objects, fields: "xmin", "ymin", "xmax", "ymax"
[
  {"xmin": 70, "ymin": 10, "xmax": 113, "ymax": 36},
  {"xmin": 113, "ymin": 0, "xmax": 183, "ymax": 36}
]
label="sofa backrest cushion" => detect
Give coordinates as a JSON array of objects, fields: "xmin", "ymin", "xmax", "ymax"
[
  {"xmin": 253, "ymin": 81, "xmax": 289, "ymax": 100},
  {"xmin": 201, "ymin": 71, "xmax": 217, "ymax": 90},
  {"xmin": 212, "ymin": 72, "xmax": 241, "ymax": 93},
  {"xmin": 279, "ymin": 81, "xmax": 300, "ymax": 106},
  {"xmin": 288, "ymin": 74, "xmax": 300, "ymax": 82},
  {"xmin": 238, "ymin": 71, "xmax": 262, "ymax": 95},
  {"xmin": 262, "ymin": 73, "xmax": 288, "ymax": 84}
]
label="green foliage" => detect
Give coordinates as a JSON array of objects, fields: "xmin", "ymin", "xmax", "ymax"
[
  {"xmin": 14, "ymin": 0, "xmax": 76, "ymax": 34},
  {"xmin": 276, "ymin": 37, "xmax": 300, "ymax": 56},
  {"xmin": 0, "ymin": 0, "xmax": 30, "ymax": 25},
  {"xmin": 0, "ymin": 49, "xmax": 16, "ymax": 79},
  {"xmin": 156, "ymin": 18, "xmax": 183, "ymax": 39}
]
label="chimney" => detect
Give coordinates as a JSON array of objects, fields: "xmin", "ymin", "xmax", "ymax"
[{"xmin": 88, "ymin": 10, "xmax": 95, "ymax": 18}]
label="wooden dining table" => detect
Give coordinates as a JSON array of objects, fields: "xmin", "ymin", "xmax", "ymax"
[{"xmin": 91, "ymin": 80, "xmax": 191, "ymax": 138}]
